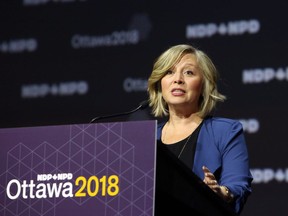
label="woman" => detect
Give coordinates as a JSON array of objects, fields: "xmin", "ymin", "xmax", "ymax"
[{"xmin": 147, "ymin": 44, "xmax": 252, "ymax": 214}]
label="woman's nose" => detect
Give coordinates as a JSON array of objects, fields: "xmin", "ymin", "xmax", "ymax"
[{"xmin": 173, "ymin": 72, "xmax": 184, "ymax": 84}]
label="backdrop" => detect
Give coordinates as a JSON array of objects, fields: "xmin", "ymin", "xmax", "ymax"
[{"xmin": 1, "ymin": 0, "xmax": 288, "ymax": 215}]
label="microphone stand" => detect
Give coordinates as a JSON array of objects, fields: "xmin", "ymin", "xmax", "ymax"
[{"xmin": 90, "ymin": 100, "xmax": 149, "ymax": 123}]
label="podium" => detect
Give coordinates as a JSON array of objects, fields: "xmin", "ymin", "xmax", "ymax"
[
  {"xmin": 0, "ymin": 120, "xmax": 236, "ymax": 216},
  {"xmin": 0, "ymin": 121, "xmax": 157, "ymax": 216}
]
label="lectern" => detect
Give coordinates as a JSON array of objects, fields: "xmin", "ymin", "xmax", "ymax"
[
  {"xmin": 0, "ymin": 121, "xmax": 156, "ymax": 216},
  {"xmin": 0, "ymin": 120, "xmax": 236, "ymax": 216}
]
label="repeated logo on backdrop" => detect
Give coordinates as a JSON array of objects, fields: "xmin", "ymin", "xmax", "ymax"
[
  {"xmin": 186, "ymin": 19, "xmax": 260, "ymax": 39},
  {"xmin": 0, "ymin": 38, "xmax": 37, "ymax": 53}
]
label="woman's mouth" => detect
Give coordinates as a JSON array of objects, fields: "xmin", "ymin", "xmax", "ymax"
[{"xmin": 171, "ymin": 88, "xmax": 185, "ymax": 96}]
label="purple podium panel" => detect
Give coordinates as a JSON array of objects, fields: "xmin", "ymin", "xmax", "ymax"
[{"xmin": 0, "ymin": 120, "xmax": 157, "ymax": 216}]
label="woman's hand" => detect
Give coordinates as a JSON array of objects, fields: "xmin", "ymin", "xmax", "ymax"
[
  {"xmin": 202, "ymin": 166, "xmax": 233, "ymax": 202},
  {"xmin": 202, "ymin": 166, "xmax": 221, "ymax": 193}
]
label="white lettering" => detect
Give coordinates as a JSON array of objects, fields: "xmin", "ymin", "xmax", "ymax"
[
  {"xmin": 23, "ymin": 0, "xmax": 86, "ymax": 6},
  {"xmin": 186, "ymin": 19, "xmax": 260, "ymax": 39},
  {"xmin": 239, "ymin": 119, "xmax": 259, "ymax": 134},
  {"xmin": 251, "ymin": 168, "xmax": 288, "ymax": 184},
  {"xmin": 123, "ymin": 77, "xmax": 148, "ymax": 92},
  {"xmin": 71, "ymin": 30, "xmax": 139, "ymax": 49},
  {"xmin": 36, "ymin": 183, "xmax": 47, "ymax": 198},
  {"xmin": 21, "ymin": 81, "xmax": 88, "ymax": 98},
  {"xmin": 6, "ymin": 179, "xmax": 74, "ymax": 199},
  {"xmin": 6, "ymin": 179, "xmax": 21, "ymax": 200},
  {"xmin": 243, "ymin": 67, "xmax": 288, "ymax": 84},
  {"xmin": 46, "ymin": 183, "xmax": 63, "ymax": 198},
  {"xmin": 38, "ymin": 173, "xmax": 73, "ymax": 181},
  {"xmin": 22, "ymin": 180, "xmax": 29, "ymax": 199},
  {"xmin": 0, "ymin": 38, "xmax": 37, "ymax": 53},
  {"xmin": 62, "ymin": 182, "xmax": 73, "ymax": 197}
]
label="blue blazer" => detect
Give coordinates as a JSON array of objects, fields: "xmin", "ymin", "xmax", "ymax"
[{"xmin": 157, "ymin": 116, "xmax": 253, "ymax": 214}]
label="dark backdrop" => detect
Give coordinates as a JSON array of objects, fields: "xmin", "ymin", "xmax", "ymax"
[{"xmin": 1, "ymin": 1, "xmax": 288, "ymax": 215}]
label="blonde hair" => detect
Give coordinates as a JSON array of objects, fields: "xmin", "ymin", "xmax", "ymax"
[{"xmin": 147, "ymin": 44, "xmax": 226, "ymax": 118}]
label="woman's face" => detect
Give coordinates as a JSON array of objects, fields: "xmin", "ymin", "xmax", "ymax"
[{"xmin": 161, "ymin": 53, "xmax": 203, "ymax": 112}]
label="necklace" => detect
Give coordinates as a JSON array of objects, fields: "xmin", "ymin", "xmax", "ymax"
[
  {"xmin": 162, "ymin": 121, "xmax": 193, "ymax": 159},
  {"xmin": 177, "ymin": 134, "xmax": 192, "ymax": 158}
]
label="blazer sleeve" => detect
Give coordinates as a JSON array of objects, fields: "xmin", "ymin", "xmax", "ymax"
[{"xmin": 194, "ymin": 118, "xmax": 253, "ymax": 215}]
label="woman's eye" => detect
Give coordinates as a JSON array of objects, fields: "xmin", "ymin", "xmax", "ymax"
[
  {"xmin": 184, "ymin": 70, "xmax": 194, "ymax": 75},
  {"xmin": 166, "ymin": 70, "xmax": 173, "ymax": 75}
]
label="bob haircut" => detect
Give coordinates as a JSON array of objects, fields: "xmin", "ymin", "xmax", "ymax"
[{"xmin": 147, "ymin": 44, "xmax": 226, "ymax": 118}]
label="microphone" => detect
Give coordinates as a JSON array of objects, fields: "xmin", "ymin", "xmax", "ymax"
[{"xmin": 90, "ymin": 100, "xmax": 149, "ymax": 123}]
